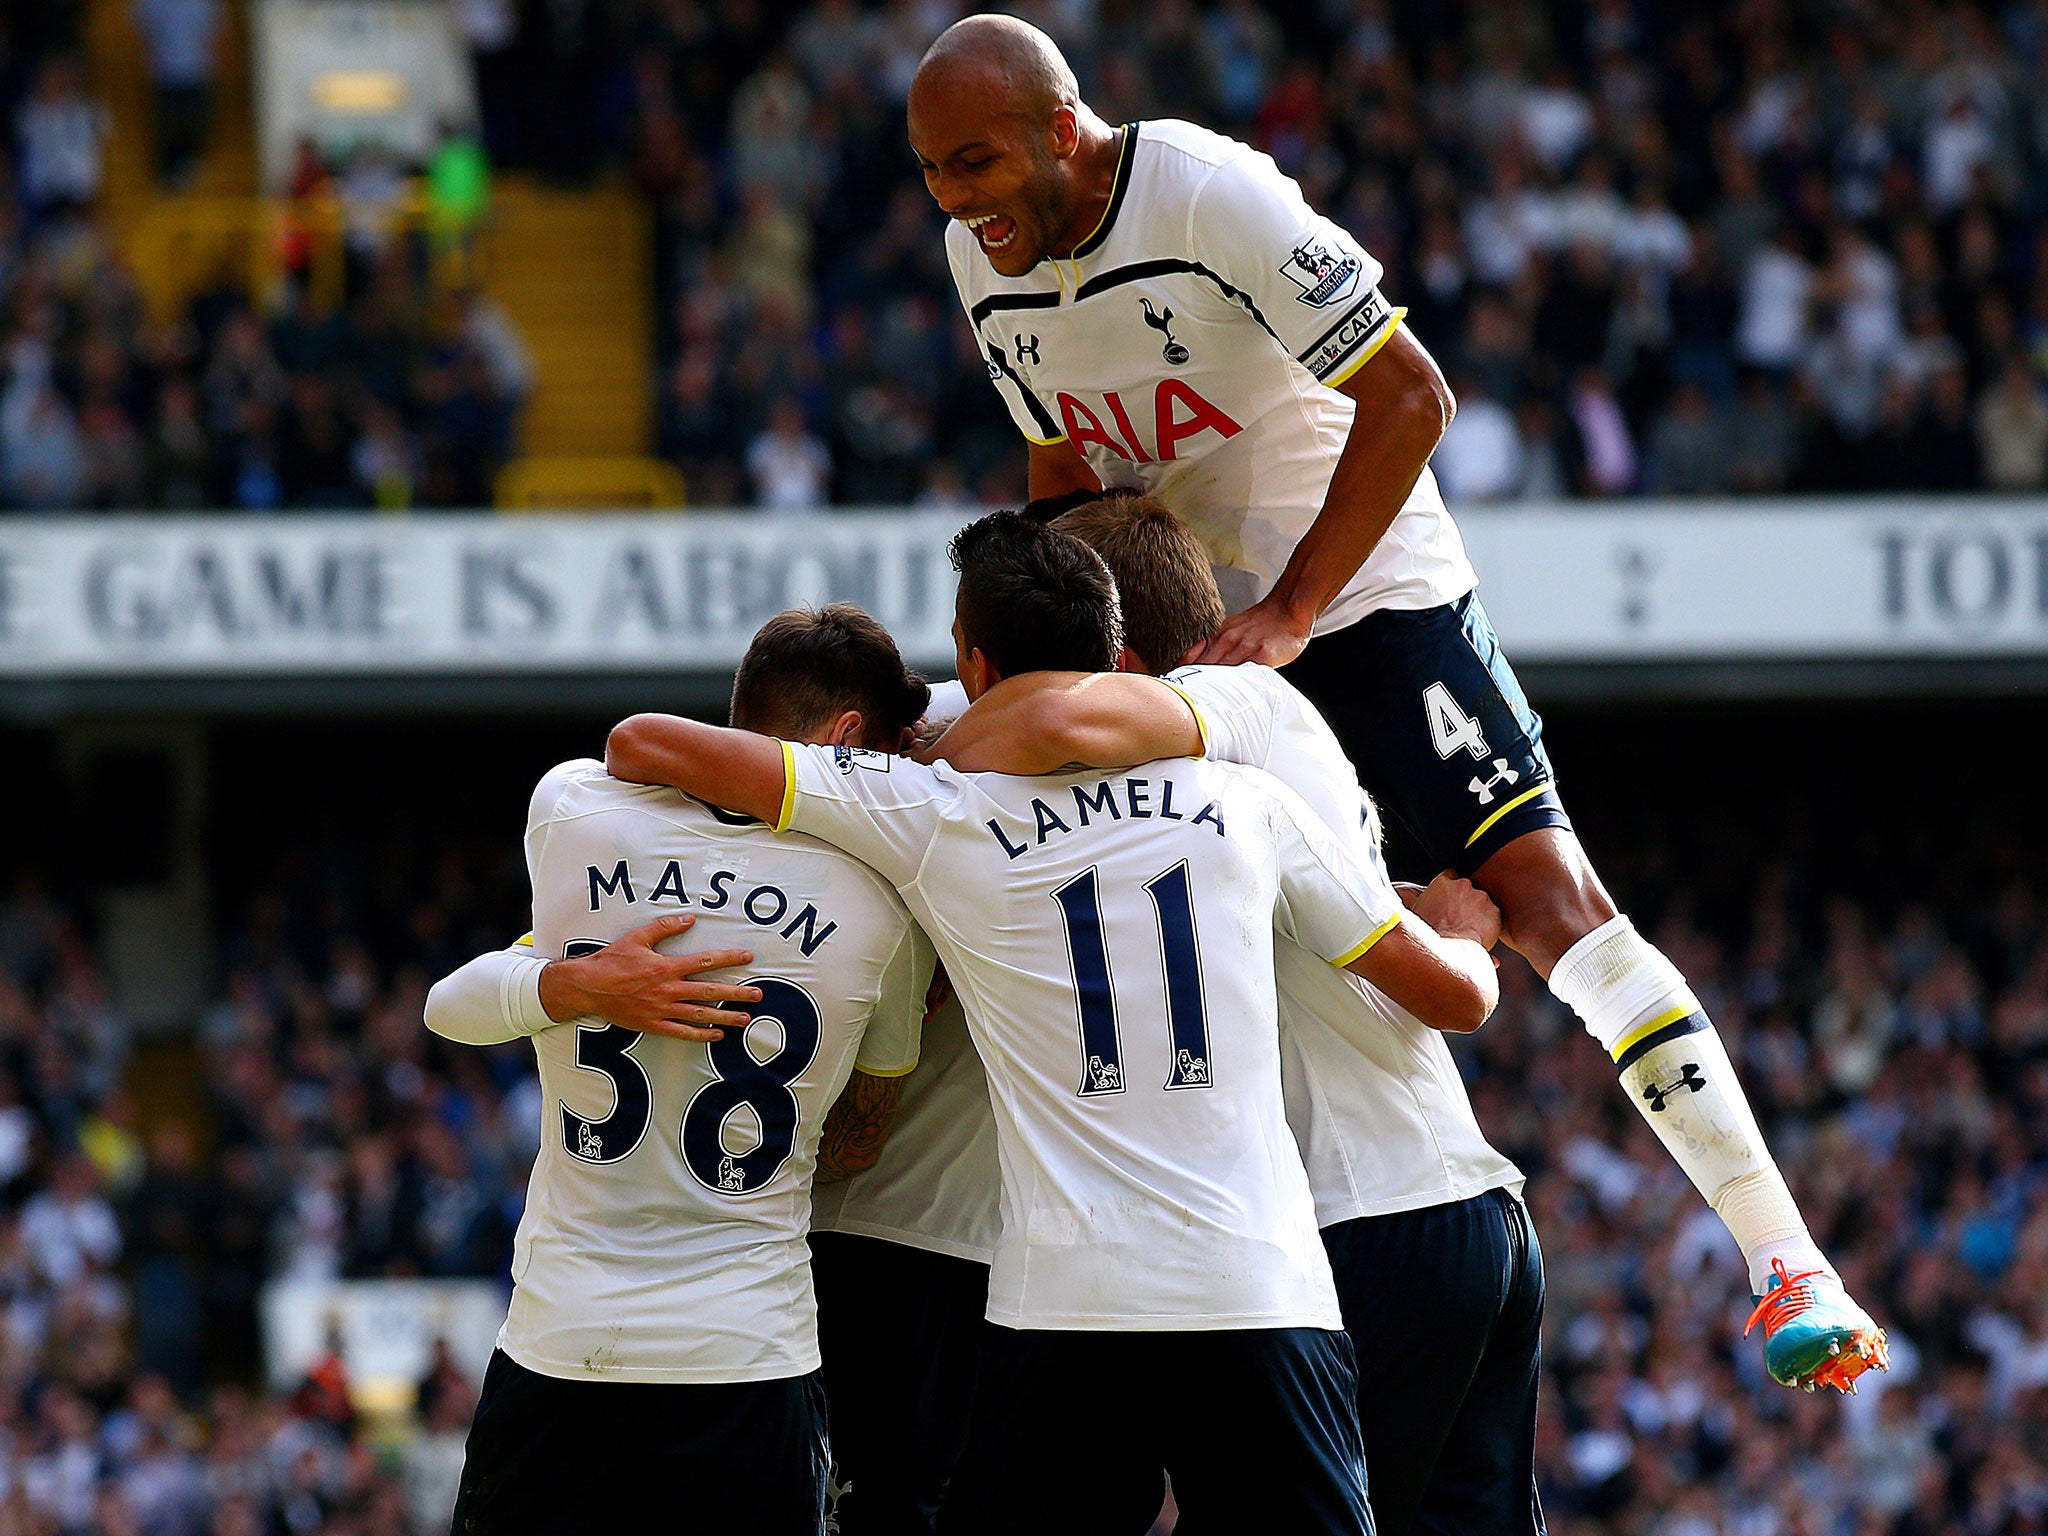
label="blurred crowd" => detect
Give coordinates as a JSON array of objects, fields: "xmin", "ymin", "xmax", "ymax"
[
  {"xmin": 0, "ymin": 722, "xmax": 2045, "ymax": 1534},
  {"xmin": 607, "ymin": 0, "xmax": 2048, "ymax": 505},
  {"xmin": 0, "ymin": 1, "xmax": 528, "ymax": 514},
  {"xmin": 12, "ymin": 1, "xmax": 2048, "ymax": 510}
]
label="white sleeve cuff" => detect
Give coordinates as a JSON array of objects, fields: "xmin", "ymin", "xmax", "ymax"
[{"xmin": 502, "ymin": 953, "xmax": 557, "ymax": 1036}]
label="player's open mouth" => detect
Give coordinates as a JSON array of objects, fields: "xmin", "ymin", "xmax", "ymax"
[{"xmin": 966, "ymin": 213, "xmax": 1018, "ymax": 252}]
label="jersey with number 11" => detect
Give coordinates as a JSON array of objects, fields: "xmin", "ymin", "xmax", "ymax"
[
  {"xmin": 505, "ymin": 760, "xmax": 929, "ymax": 1384},
  {"xmin": 783, "ymin": 745, "xmax": 1391, "ymax": 1332}
]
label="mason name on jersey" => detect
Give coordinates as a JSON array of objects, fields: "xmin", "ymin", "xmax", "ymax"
[{"xmin": 582, "ymin": 854, "xmax": 842, "ymax": 958}]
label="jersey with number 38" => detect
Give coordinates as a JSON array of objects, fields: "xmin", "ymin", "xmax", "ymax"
[{"xmin": 503, "ymin": 760, "xmax": 930, "ymax": 1384}]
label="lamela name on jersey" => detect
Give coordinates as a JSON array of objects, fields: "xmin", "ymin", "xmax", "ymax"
[{"xmin": 983, "ymin": 771, "xmax": 1226, "ymax": 861}]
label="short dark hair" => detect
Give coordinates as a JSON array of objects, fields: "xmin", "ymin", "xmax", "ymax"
[
  {"xmin": 1052, "ymin": 492, "xmax": 1225, "ymax": 674},
  {"xmin": 949, "ymin": 510, "xmax": 1122, "ymax": 677},
  {"xmin": 730, "ymin": 604, "xmax": 929, "ymax": 746}
]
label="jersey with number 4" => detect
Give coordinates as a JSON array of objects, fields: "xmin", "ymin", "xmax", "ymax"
[
  {"xmin": 505, "ymin": 760, "xmax": 930, "ymax": 1384},
  {"xmin": 782, "ymin": 744, "xmax": 1388, "ymax": 1332},
  {"xmin": 948, "ymin": 118, "xmax": 1475, "ymax": 633},
  {"xmin": 1169, "ymin": 665, "xmax": 1524, "ymax": 1224}
]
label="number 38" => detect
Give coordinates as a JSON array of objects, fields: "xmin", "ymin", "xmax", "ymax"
[{"xmin": 555, "ymin": 940, "xmax": 821, "ymax": 1196}]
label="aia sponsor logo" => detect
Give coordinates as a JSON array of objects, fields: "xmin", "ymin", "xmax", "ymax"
[{"xmin": 1053, "ymin": 381, "xmax": 1242, "ymax": 463}]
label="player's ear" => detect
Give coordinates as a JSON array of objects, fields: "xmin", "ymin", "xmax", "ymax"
[
  {"xmin": 824, "ymin": 709, "xmax": 865, "ymax": 748},
  {"xmin": 1048, "ymin": 103, "xmax": 1079, "ymax": 159},
  {"xmin": 962, "ymin": 647, "xmax": 997, "ymax": 700}
]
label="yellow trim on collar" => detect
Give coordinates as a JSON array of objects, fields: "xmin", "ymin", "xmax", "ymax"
[
  {"xmin": 1330, "ymin": 910, "xmax": 1403, "ymax": 969},
  {"xmin": 1070, "ymin": 124, "xmax": 1132, "ymax": 254},
  {"xmin": 774, "ymin": 741, "xmax": 799, "ymax": 833}
]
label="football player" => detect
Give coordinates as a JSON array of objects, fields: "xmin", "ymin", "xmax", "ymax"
[
  {"xmin": 935, "ymin": 492, "xmax": 1539, "ymax": 1536},
  {"xmin": 425, "ymin": 606, "xmax": 935, "ymax": 1535},
  {"xmin": 910, "ymin": 13, "xmax": 1884, "ymax": 1392}
]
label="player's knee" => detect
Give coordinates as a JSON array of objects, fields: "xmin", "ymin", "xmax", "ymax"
[{"xmin": 1507, "ymin": 891, "xmax": 1612, "ymax": 972}]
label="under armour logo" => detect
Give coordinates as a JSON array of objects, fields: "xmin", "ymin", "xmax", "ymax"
[
  {"xmin": 1087, "ymin": 1055, "xmax": 1121, "ymax": 1092},
  {"xmin": 1015, "ymin": 334, "xmax": 1042, "ymax": 365},
  {"xmin": 717, "ymin": 1155, "xmax": 746, "ymax": 1191},
  {"xmin": 577, "ymin": 1125, "xmax": 603, "ymax": 1159},
  {"xmin": 1140, "ymin": 298, "xmax": 1189, "ymax": 365},
  {"xmin": 1642, "ymin": 1062, "xmax": 1706, "ymax": 1112},
  {"xmin": 1468, "ymin": 759, "xmax": 1521, "ymax": 804}
]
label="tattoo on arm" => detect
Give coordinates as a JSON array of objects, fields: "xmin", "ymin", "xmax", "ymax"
[{"xmin": 815, "ymin": 1071, "xmax": 904, "ymax": 1184}]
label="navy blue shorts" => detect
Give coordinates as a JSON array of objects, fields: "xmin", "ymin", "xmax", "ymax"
[
  {"xmin": 939, "ymin": 1324, "xmax": 1371, "ymax": 1536},
  {"xmin": 1286, "ymin": 594, "xmax": 1570, "ymax": 876},
  {"xmin": 1322, "ymin": 1189, "xmax": 1546, "ymax": 1536},
  {"xmin": 451, "ymin": 1349, "xmax": 830, "ymax": 1535},
  {"xmin": 811, "ymin": 1232, "xmax": 990, "ymax": 1536}
]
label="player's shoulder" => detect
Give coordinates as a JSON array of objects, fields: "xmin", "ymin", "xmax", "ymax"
[
  {"xmin": 1189, "ymin": 753, "xmax": 1327, "ymax": 826},
  {"xmin": 529, "ymin": 757, "xmax": 709, "ymax": 822},
  {"xmin": 1141, "ymin": 118, "xmax": 1254, "ymax": 173},
  {"xmin": 527, "ymin": 757, "xmax": 608, "ymax": 826},
  {"xmin": 1169, "ymin": 661, "xmax": 1290, "ymax": 708},
  {"xmin": 756, "ymin": 819, "xmax": 917, "ymax": 923},
  {"xmin": 797, "ymin": 741, "xmax": 957, "ymax": 798},
  {"xmin": 1176, "ymin": 750, "xmax": 1287, "ymax": 803}
]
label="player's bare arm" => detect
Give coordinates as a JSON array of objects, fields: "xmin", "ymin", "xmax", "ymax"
[
  {"xmin": 1396, "ymin": 873, "xmax": 1503, "ymax": 951},
  {"xmin": 1339, "ymin": 875, "xmax": 1501, "ymax": 1035},
  {"xmin": 537, "ymin": 913, "xmax": 762, "ymax": 1043},
  {"xmin": 921, "ymin": 671, "xmax": 1201, "ymax": 773},
  {"xmin": 424, "ymin": 919, "xmax": 760, "ymax": 1046},
  {"xmin": 815, "ymin": 1071, "xmax": 905, "ymax": 1185},
  {"xmin": 1027, "ymin": 439, "xmax": 1102, "ymax": 501},
  {"xmin": 606, "ymin": 714, "xmax": 789, "ymax": 824},
  {"xmin": 1193, "ymin": 328, "xmax": 1455, "ymax": 668}
]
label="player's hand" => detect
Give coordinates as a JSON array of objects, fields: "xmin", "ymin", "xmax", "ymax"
[
  {"xmin": 1397, "ymin": 873, "xmax": 1502, "ymax": 951},
  {"xmin": 1187, "ymin": 594, "xmax": 1314, "ymax": 668},
  {"xmin": 538, "ymin": 914, "xmax": 762, "ymax": 1041}
]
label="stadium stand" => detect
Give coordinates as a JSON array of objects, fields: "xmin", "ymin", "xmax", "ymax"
[{"xmin": 5, "ymin": 2, "xmax": 2048, "ymax": 508}]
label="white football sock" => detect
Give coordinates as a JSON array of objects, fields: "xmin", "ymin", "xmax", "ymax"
[{"xmin": 1549, "ymin": 916, "xmax": 1833, "ymax": 1293}]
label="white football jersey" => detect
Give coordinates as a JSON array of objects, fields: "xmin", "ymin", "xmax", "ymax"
[
  {"xmin": 1169, "ymin": 666, "xmax": 1525, "ymax": 1225},
  {"xmin": 806, "ymin": 673, "xmax": 1004, "ymax": 1264},
  {"xmin": 503, "ymin": 760, "xmax": 930, "ymax": 1383},
  {"xmin": 948, "ymin": 119, "xmax": 1476, "ymax": 632},
  {"xmin": 809, "ymin": 993, "xmax": 1000, "ymax": 1263},
  {"xmin": 781, "ymin": 744, "xmax": 1390, "ymax": 1332}
]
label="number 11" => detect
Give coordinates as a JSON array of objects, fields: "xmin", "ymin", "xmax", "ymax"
[{"xmin": 1052, "ymin": 863, "xmax": 1213, "ymax": 1098}]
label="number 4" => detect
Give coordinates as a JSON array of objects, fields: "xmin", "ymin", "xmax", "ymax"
[{"xmin": 1424, "ymin": 681, "xmax": 1489, "ymax": 761}]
